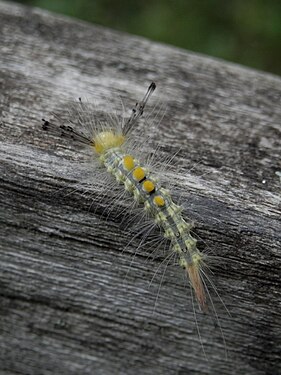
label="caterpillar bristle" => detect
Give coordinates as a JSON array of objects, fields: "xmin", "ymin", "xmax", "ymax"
[{"xmin": 187, "ymin": 263, "xmax": 207, "ymax": 312}]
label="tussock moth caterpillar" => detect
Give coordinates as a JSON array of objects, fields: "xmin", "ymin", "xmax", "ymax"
[{"xmin": 42, "ymin": 83, "xmax": 220, "ymax": 318}]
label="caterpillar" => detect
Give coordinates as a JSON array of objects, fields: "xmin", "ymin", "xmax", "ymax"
[{"xmin": 42, "ymin": 83, "xmax": 210, "ymax": 313}]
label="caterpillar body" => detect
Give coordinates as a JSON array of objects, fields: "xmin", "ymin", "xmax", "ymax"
[{"xmin": 42, "ymin": 83, "xmax": 208, "ymax": 312}]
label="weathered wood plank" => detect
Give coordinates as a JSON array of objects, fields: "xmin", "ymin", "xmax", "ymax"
[{"xmin": 0, "ymin": 1, "xmax": 280, "ymax": 374}]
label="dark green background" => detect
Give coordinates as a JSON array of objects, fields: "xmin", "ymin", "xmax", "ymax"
[{"xmin": 14, "ymin": 0, "xmax": 281, "ymax": 76}]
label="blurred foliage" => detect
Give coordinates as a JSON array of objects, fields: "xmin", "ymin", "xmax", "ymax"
[{"xmin": 14, "ymin": 0, "xmax": 281, "ymax": 76}]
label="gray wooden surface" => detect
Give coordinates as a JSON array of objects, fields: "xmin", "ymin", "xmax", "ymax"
[{"xmin": 0, "ymin": 1, "xmax": 281, "ymax": 374}]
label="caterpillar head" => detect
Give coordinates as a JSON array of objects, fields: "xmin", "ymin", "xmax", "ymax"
[{"xmin": 94, "ymin": 131, "xmax": 125, "ymax": 154}]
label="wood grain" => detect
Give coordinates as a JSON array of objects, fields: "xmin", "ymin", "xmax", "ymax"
[{"xmin": 0, "ymin": 1, "xmax": 280, "ymax": 374}]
